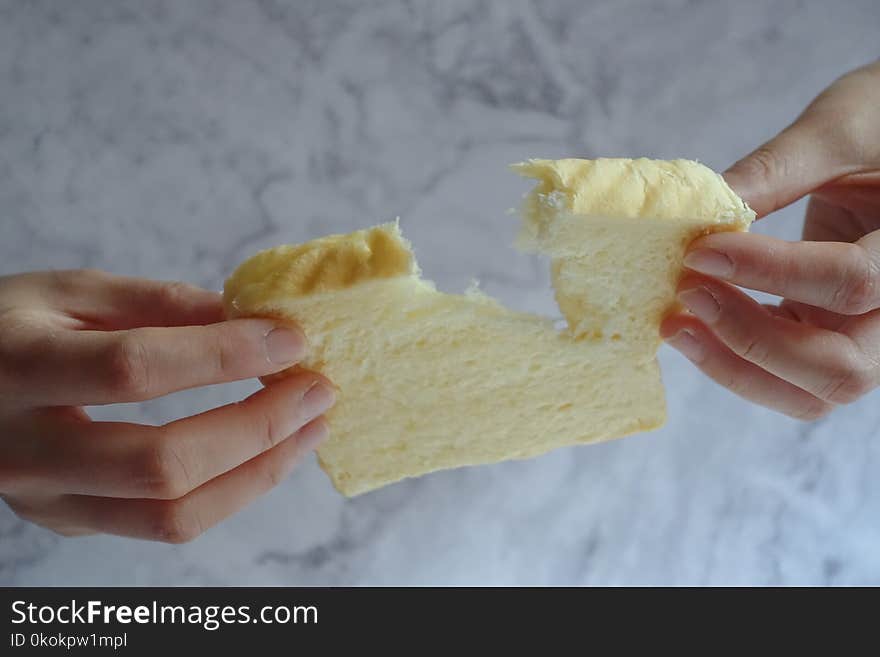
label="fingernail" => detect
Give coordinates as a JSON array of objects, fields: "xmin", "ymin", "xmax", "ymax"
[
  {"xmin": 296, "ymin": 419, "xmax": 330, "ymax": 451},
  {"xmin": 302, "ymin": 380, "xmax": 336, "ymax": 418},
  {"xmin": 666, "ymin": 329, "xmax": 704, "ymax": 362},
  {"xmin": 683, "ymin": 249, "xmax": 734, "ymax": 278},
  {"xmin": 264, "ymin": 327, "xmax": 306, "ymax": 364},
  {"xmin": 678, "ymin": 287, "xmax": 721, "ymax": 323}
]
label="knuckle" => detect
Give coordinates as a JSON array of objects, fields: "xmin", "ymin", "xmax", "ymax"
[
  {"xmin": 740, "ymin": 145, "xmax": 787, "ymax": 184},
  {"xmin": 242, "ymin": 397, "xmax": 287, "ymax": 452},
  {"xmin": 829, "ymin": 104, "xmax": 872, "ymax": 163},
  {"xmin": 105, "ymin": 332, "xmax": 152, "ymax": 398},
  {"xmin": 137, "ymin": 439, "xmax": 192, "ymax": 500},
  {"xmin": 208, "ymin": 326, "xmax": 234, "ymax": 379},
  {"xmin": 820, "ymin": 353, "xmax": 876, "ymax": 404},
  {"xmin": 259, "ymin": 409, "xmax": 282, "ymax": 452},
  {"xmin": 156, "ymin": 281, "xmax": 194, "ymax": 309},
  {"xmin": 738, "ymin": 334, "xmax": 772, "ymax": 368},
  {"xmin": 712, "ymin": 365, "xmax": 754, "ymax": 400},
  {"xmin": 0, "ymin": 309, "xmax": 46, "ymax": 382},
  {"xmin": 830, "ymin": 249, "xmax": 879, "ymax": 314},
  {"xmin": 150, "ymin": 501, "xmax": 203, "ymax": 544}
]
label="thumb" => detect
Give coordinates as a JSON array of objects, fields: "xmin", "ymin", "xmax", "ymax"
[
  {"xmin": 723, "ymin": 119, "xmax": 842, "ymax": 219},
  {"xmin": 724, "ymin": 62, "xmax": 880, "ymax": 218}
]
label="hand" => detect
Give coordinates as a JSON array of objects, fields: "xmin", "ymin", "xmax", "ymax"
[
  {"xmin": 0, "ymin": 269, "xmax": 336, "ymax": 542},
  {"xmin": 661, "ymin": 60, "xmax": 880, "ymax": 420}
]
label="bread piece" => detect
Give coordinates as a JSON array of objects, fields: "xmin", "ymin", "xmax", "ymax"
[
  {"xmin": 512, "ymin": 158, "xmax": 755, "ymax": 356},
  {"xmin": 223, "ymin": 158, "xmax": 754, "ymax": 496}
]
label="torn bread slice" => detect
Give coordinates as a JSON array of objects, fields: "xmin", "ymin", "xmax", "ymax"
[{"xmin": 223, "ymin": 158, "xmax": 754, "ymax": 496}]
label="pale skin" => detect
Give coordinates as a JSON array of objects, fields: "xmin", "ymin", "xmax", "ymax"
[
  {"xmin": 2, "ymin": 63, "xmax": 877, "ymax": 542},
  {"xmin": 662, "ymin": 60, "xmax": 880, "ymax": 420},
  {"xmin": 0, "ymin": 271, "xmax": 336, "ymax": 542}
]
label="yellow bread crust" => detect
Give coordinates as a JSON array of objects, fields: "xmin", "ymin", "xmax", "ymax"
[
  {"xmin": 512, "ymin": 158, "xmax": 754, "ymax": 247},
  {"xmin": 224, "ymin": 221, "xmax": 416, "ymax": 314}
]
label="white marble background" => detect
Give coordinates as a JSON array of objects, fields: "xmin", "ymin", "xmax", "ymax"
[{"xmin": 1, "ymin": 0, "xmax": 879, "ymax": 586}]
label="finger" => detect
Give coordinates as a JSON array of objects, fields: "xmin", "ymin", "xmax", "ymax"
[
  {"xmin": 777, "ymin": 298, "xmax": 851, "ymax": 332},
  {"xmin": 682, "ymin": 230, "xmax": 880, "ymax": 315},
  {"xmin": 2, "ymin": 270, "xmax": 223, "ymax": 328},
  {"xmin": 6, "ymin": 372, "xmax": 335, "ymax": 499},
  {"xmin": 722, "ymin": 69, "xmax": 874, "ymax": 218},
  {"xmin": 10, "ymin": 418, "xmax": 328, "ymax": 543},
  {"xmin": 765, "ymin": 300, "xmax": 851, "ymax": 333},
  {"xmin": 801, "ymin": 194, "xmax": 862, "ymax": 242},
  {"xmin": 723, "ymin": 126, "xmax": 841, "ymax": 218},
  {"xmin": 2, "ymin": 495, "xmax": 98, "ymax": 538},
  {"xmin": 3, "ymin": 317, "xmax": 308, "ymax": 406},
  {"xmin": 676, "ymin": 273, "xmax": 877, "ymax": 404},
  {"xmin": 39, "ymin": 269, "xmax": 226, "ymax": 329},
  {"xmin": 660, "ymin": 314, "xmax": 832, "ymax": 421}
]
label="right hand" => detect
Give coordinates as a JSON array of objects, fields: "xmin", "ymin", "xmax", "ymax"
[
  {"xmin": 662, "ymin": 60, "xmax": 880, "ymax": 420},
  {"xmin": 0, "ymin": 269, "xmax": 336, "ymax": 543}
]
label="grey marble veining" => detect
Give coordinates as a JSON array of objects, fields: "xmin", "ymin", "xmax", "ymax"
[{"xmin": 1, "ymin": 0, "xmax": 879, "ymax": 585}]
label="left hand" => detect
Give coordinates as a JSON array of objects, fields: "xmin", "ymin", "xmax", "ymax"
[
  {"xmin": 661, "ymin": 61, "xmax": 880, "ymax": 420},
  {"xmin": 0, "ymin": 269, "xmax": 335, "ymax": 542}
]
